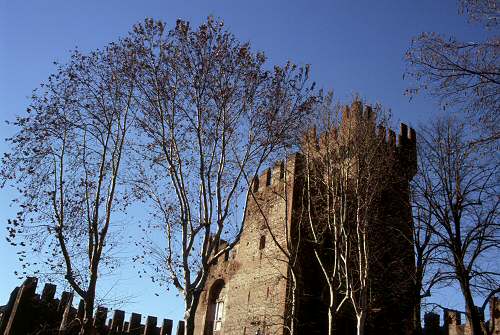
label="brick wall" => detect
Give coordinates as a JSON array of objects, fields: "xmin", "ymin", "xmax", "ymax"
[{"xmin": 0, "ymin": 277, "xmax": 184, "ymax": 335}]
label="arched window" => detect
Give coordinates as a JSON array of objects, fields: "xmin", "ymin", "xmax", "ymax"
[{"xmin": 205, "ymin": 279, "xmax": 226, "ymax": 334}]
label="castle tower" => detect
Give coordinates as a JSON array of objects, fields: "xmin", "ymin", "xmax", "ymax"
[{"xmin": 194, "ymin": 102, "xmax": 417, "ymax": 334}]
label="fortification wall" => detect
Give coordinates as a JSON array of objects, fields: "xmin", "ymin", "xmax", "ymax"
[
  {"xmin": 0, "ymin": 277, "xmax": 184, "ymax": 335},
  {"xmin": 423, "ymin": 298, "xmax": 500, "ymax": 335}
]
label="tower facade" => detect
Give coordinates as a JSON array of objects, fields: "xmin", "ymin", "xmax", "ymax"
[{"xmin": 194, "ymin": 155, "xmax": 301, "ymax": 335}]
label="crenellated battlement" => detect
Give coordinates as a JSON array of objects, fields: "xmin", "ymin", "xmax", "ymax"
[
  {"xmin": 341, "ymin": 100, "xmax": 375, "ymax": 125},
  {"xmin": 251, "ymin": 159, "xmax": 287, "ymax": 193},
  {"xmin": 376, "ymin": 122, "xmax": 416, "ymax": 150},
  {"xmin": 250, "ymin": 103, "xmax": 417, "ymax": 195},
  {"xmin": 302, "ymin": 101, "xmax": 417, "ymax": 179},
  {"xmin": 0, "ymin": 277, "xmax": 184, "ymax": 335},
  {"xmin": 422, "ymin": 299, "xmax": 500, "ymax": 335},
  {"xmin": 305, "ymin": 102, "xmax": 416, "ymax": 151}
]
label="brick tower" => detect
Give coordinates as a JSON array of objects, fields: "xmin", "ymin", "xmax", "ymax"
[{"xmin": 193, "ymin": 102, "xmax": 417, "ymax": 335}]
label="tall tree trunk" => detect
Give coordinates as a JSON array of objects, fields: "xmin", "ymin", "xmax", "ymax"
[
  {"xmin": 81, "ymin": 298, "xmax": 94, "ymax": 335},
  {"xmin": 356, "ymin": 310, "xmax": 366, "ymax": 335},
  {"xmin": 327, "ymin": 306, "xmax": 335, "ymax": 335},
  {"xmin": 185, "ymin": 291, "xmax": 202, "ymax": 335},
  {"xmin": 80, "ymin": 272, "xmax": 97, "ymax": 335},
  {"xmin": 288, "ymin": 269, "xmax": 298, "ymax": 335},
  {"xmin": 414, "ymin": 291, "xmax": 422, "ymax": 335},
  {"xmin": 459, "ymin": 271, "xmax": 485, "ymax": 335},
  {"xmin": 355, "ymin": 285, "xmax": 368, "ymax": 335},
  {"xmin": 327, "ymin": 283, "xmax": 336, "ymax": 335}
]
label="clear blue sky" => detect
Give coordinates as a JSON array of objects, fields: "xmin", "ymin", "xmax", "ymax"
[{"xmin": 0, "ymin": 0, "xmax": 489, "ymax": 324}]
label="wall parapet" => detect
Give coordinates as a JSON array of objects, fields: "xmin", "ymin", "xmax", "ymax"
[
  {"xmin": 302, "ymin": 102, "xmax": 417, "ymax": 179},
  {"xmin": 252, "ymin": 159, "xmax": 288, "ymax": 194},
  {"xmin": 422, "ymin": 298, "xmax": 500, "ymax": 335},
  {"xmin": 0, "ymin": 277, "xmax": 185, "ymax": 335}
]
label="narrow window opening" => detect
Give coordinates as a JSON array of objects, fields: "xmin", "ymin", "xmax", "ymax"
[
  {"xmin": 253, "ymin": 176, "xmax": 259, "ymax": 192},
  {"xmin": 279, "ymin": 161, "xmax": 285, "ymax": 179},
  {"xmin": 265, "ymin": 169, "xmax": 271, "ymax": 186},
  {"xmin": 259, "ymin": 235, "xmax": 266, "ymax": 250}
]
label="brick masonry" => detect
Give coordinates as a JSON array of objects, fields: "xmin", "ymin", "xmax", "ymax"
[{"xmin": 194, "ymin": 156, "xmax": 299, "ymax": 335}]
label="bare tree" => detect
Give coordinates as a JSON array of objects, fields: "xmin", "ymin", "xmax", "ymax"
[
  {"xmin": 1, "ymin": 41, "xmax": 138, "ymax": 334},
  {"xmin": 301, "ymin": 97, "xmax": 349, "ymax": 335},
  {"xmin": 459, "ymin": 0, "xmax": 499, "ymax": 27},
  {"xmin": 413, "ymin": 114, "xmax": 500, "ymax": 335},
  {"xmin": 411, "ymin": 187, "xmax": 448, "ymax": 335},
  {"xmin": 128, "ymin": 18, "xmax": 317, "ymax": 335},
  {"xmin": 301, "ymin": 99, "xmax": 403, "ymax": 335},
  {"xmin": 405, "ymin": 0, "xmax": 500, "ymax": 146}
]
